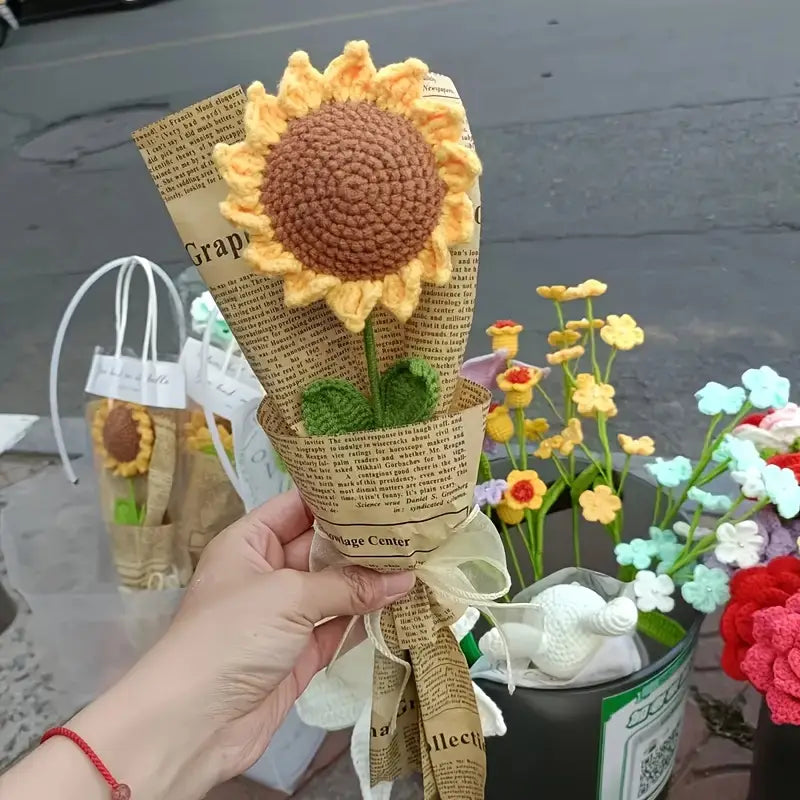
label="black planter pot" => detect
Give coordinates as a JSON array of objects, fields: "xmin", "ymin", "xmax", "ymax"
[
  {"xmin": 0, "ymin": 580, "xmax": 16, "ymax": 637},
  {"xmin": 479, "ymin": 455, "xmax": 701, "ymax": 800},
  {"xmin": 747, "ymin": 699, "xmax": 800, "ymax": 800}
]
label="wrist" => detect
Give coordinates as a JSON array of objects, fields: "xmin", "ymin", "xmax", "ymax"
[{"xmin": 70, "ymin": 639, "xmax": 223, "ymax": 800}]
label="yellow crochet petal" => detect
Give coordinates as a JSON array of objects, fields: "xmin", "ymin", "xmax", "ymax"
[
  {"xmin": 212, "ymin": 142, "xmax": 266, "ymax": 198},
  {"xmin": 372, "ymin": 57, "xmax": 428, "ymax": 114},
  {"xmin": 381, "ymin": 260, "xmax": 423, "ymax": 323},
  {"xmin": 439, "ymin": 192, "xmax": 474, "ymax": 244},
  {"xmin": 277, "ymin": 51, "xmax": 325, "ymax": 118},
  {"xmin": 243, "ymin": 81, "xmax": 287, "ymax": 147},
  {"xmin": 323, "ymin": 41, "xmax": 377, "ymax": 102},
  {"xmin": 325, "ymin": 280, "xmax": 384, "ymax": 334},
  {"xmin": 244, "ymin": 236, "xmax": 302, "ymax": 275},
  {"xmin": 436, "ymin": 141, "xmax": 482, "ymax": 193},
  {"xmin": 409, "ymin": 99, "xmax": 465, "ymax": 148},
  {"xmin": 283, "ymin": 270, "xmax": 341, "ymax": 306},
  {"xmin": 418, "ymin": 227, "xmax": 451, "ymax": 284},
  {"xmin": 219, "ymin": 198, "xmax": 272, "ymax": 236}
]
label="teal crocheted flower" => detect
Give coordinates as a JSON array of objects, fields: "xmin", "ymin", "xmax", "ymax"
[
  {"xmin": 742, "ymin": 366, "xmax": 790, "ymax": 410},
  {"xmin": 645, "ymin": 456, "xmax": 693, "ymax": 488},
  {"xmin": 761, "ymin": 463, "xmax": 800, "ymax": 519},
  {"xmin": 694, "ymin": 381, "xmax": 746, "ymax": 416},
  {"xmin": 681, "ymin": 564, "xmax": 730, "ymax": 613},
  {"xmin": 614, "ymin": 538, "xmax": 658, "ymax": 570},
  {"xmin": 190, "ymin": 291, "xmax": 234, "ymax": 346},
  {"xmin": 687, "ymin": 486, "xmax": 733, "ymax": 514},
  {"xmin": 712, "ymin": 434, "xmax": 761, "ymax": 471}
]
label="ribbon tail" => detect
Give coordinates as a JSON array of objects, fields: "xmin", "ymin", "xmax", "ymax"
[
  {"xmin": 474, "ymin": 604, "xmax": 516, "ymax": 695},
  {"xmin": 365, "ymin": 610, "xmax": 411, "ymax": 735}
]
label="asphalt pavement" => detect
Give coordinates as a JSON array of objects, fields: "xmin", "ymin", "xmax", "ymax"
[{"xmin": 1, "ymin": 0, "xmax": 800, "ymax": 455}]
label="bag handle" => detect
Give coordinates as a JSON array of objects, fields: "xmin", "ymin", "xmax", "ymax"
[
  {"xmin": 198, "ymin": 307, "xmax": 245, "ymax": 499},
  {"xmin": 49, "ymin": 256, "xmax": 185, "ymax": 484}
]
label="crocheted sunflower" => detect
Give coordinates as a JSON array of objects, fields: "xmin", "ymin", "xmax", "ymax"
[
  {"xmin": 185, "ymin": 410, "xmax": 233, "ymax": 455},
  {"xmin": 92, "ymin": 401, "xmax": 154, "ymax": 477},
  {"xmin": 213, "ymin": 40, "xmax": 481, "ymax": 333}
]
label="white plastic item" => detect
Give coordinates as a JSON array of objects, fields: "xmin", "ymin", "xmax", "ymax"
[
  {"xmin": 0, "ymin": 457, "xmax": 183, "ymax": 714},
  {"xmin": 49, "ymin": 256, "xmax": 186, "ymax": 484}
]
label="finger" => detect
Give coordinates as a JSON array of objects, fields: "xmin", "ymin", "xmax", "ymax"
[
  {"xmin": 249, "ymin": 488, "xmax": 314, "ymax": 543},
  {"xmin": 283, "ymin": 528, "xmax": 314, "ymax": 571},
  {"xmin": 295, "ymin": 566, "xmax": 415, "ymax": 623}
]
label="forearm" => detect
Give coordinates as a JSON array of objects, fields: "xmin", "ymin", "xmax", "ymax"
[{"xmin": 0, "ymin": 639, "xmax": 220, "ymax": 800}]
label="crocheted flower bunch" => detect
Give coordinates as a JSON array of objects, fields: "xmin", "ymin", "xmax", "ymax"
[{"xmin": 461, "ymin": 278, "xmax": 800, "ymax": 647}]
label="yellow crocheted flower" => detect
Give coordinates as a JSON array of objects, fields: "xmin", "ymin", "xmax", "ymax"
[
  {"xmin": 564, "ymin": 279, "xmax": 608, "ymax": 300},
  {"xmin": 536, "ymin": 285, "xmax": 568, "ymax": 301},
  {"xmin": 547, "ymin": 329, "xmax": 581, "ymax": 348},
  {"xmin": 559, "ymin": 418, "xmax": 584, "ymax": 455},
  {"xmin": 185, "ymin": 410, "xmax": 234, "ymax": 455},
  {"xmin": 572, "ymin": 373, "xmax": 618, "ymax": 417},
  {"xmin": 496, "ymin": 500, "xmax": 524, "ymax": 525},
  {"xmin": 535, "ymin": 435, "xmax": 564, "ymax": 459},
  {"xmin": 618, "ymin": 433, "xmax": 655, "ymax": 457},
  {"xmin": 214, "ymin": 41, "xmax": 481, "ymax": 334},
  {"xmin": 566, "ymin": 318, "xmax": 605, "ymax": 331},
  {"xmin": 579, "ymin": 485, "xmax": 622, "ymax": 524},
  {"xmin": 525, "ymin": 417, "xmax": 550, "ymax": 440},
  {"xmin": 546, "ymin": 345, "xmax": 585, "ymax": 366},
  {"xmin": 497, "ymin": 366, "xmax": 541, "ymax": 409},
  {"xmin": 92, "ymin": 401, "xmax": 154, "ymax": 478},
  {"xmin": 486, "ymin": 319, "xmax": 523, "ymax": 358},
  {"xmin": 600, "ymin": 314, "xmax": 645, "ymax": 350},
  {"xmin": 486, "ymin": 403, "xmax": 514, "ymax": 443},
  {"xmin": 504, "ymin": 469, "xmax": 547, "ymax": 511}
]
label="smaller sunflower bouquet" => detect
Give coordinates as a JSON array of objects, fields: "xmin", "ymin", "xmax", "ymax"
[
  {"xmin": 469, "ymin": 280, "xmax": 800, "ymax": 649},
  {"xmin": 89, "ymin": 394, "xmax": 190, "ymax": 591}
]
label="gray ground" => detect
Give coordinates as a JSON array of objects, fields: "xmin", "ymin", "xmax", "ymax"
[{"xmin": 1, "ymin": 0, "xmax": 800, "ymax": 455}]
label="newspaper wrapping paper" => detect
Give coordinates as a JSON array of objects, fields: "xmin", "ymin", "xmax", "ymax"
[
  {"xmin": 133, "ymin": 69, "xmax": 508, "ymax": 799},
  {"xmin": 88, "ymin": 399, "xmax": 190, "ymax": 589}
]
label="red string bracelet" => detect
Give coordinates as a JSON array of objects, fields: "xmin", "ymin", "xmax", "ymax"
[{"xmin": 40, "ymin": 727, "xmax": 131, "ymax": 799}]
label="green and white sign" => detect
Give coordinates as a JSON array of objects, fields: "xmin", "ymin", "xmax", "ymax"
[{"xmin": 597, "ymin": 644, "xmax": 693, "ymax": 799}]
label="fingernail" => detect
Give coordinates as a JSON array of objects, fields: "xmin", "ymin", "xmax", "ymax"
[{"xmin": 382, "ymin": 571, "xmax": 415, "ymax": 600}]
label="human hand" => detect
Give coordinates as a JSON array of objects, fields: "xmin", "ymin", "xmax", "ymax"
[{"xmin": 67, "ymin": 491, "xmax": 415, "ymax": 800}]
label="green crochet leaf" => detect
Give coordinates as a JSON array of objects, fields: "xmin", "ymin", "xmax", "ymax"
[
  {"xmin": 570, "ymin": 464, "xmax": 600, "ymax": 504},
  {"xmin": 637, "ymin": 610, "xmax": 687, "ymax": 648},
  {"xmin": 380, "ymin": 358, "xmax": 440, "ymax": 428},
  {"xmin": 302, "ymin": 379, "xmax": 375, "ymax": 436}
]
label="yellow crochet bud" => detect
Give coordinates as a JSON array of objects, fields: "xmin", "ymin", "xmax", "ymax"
[
  {"xmin": 486, "ymin": 404, "xmax": 514, "ymax": 443},
  {"xmin": 486, "ymin": 319, "xmax": 524, "ymax": 359},
  {"xmin": 496, "ymin": 500, "xmax": 524, "ymax": 525},
  {"xmin": 497, "ymin": 366, "xmax": 541, "ymax": 409}
]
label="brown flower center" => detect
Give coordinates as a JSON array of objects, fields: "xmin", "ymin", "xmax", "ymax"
[
  {"xmin": 261, "ymin": 101, "xmax": 446, "ymax": 281},
  {"xmin": 103, "ymin": 405, "xmax": 141, "ymax": 464}
]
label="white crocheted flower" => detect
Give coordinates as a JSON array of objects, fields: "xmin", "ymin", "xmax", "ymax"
[
  {"xmin": 714, "ymin": 521, "xmax": 763, "ymax": 568},
  {"xmin": 633, "ymin": 570, "xmax": 675, "ymax": 613},
  {"xmin": 730, "ymin": 464, "xmax": 767, "ymax": 500}
]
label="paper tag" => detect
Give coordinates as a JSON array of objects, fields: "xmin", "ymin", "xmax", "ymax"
[
  {"xmin": 230, "ymin": 398, "xmax": 292, "ymax": 512},
  {"xmin": 85, "ymin": 353, "xmax": 186, "ymax": 409},
  {"xmin": 597, "ymin": 643, "xmax": 693, "ymax": 799},
  {"xmin": 180, "ymin": 338, "xmax": 263, "ymax": 419}
]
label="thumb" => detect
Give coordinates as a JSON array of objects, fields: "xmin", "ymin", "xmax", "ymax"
[{"xmin": 298, "ymin": 566, "xmax": 415, "ymax": 622}]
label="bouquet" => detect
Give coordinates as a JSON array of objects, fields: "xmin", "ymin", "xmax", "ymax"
[{"xmin": 135, "ymin": 42, "xmax": 508, "ymax": 799}]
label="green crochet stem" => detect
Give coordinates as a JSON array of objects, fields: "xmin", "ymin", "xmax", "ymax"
[
  {"xmin": 363, "ymin": 315, "xmax": 384, "ymax": 427},
  {"xmin": 459, "ymin": 631, "xmax": 482, "ymax": 667},
  {"xmin": 113, "ymin": 478, "xmax": 146, "ymax": 525}
]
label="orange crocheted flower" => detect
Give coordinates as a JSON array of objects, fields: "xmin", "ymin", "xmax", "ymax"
[
  {"xmin": 504, "ymin": 469, "xmax": 547, "ymax": 511},
  {"xmin": 547, "ymin": 329, "xmax": 581, "ymax": 348},
  {"xmin": 579, "ymin": 485, "xmax": 622, "ymax": 524},
  {"xmin": 566, "ymin": 318, "xmax": 605, "ymax": 331},
  {"xmin": 214, "ymin": 41, "xmax": 481, "ymax": 333},
  {"xmin": 546, "ymin": 345, "xmax": 585, "ymax": 366}
]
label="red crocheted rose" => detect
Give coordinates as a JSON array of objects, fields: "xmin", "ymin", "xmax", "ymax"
[
  {"xmin": 739, "ymin": 411, "xmax": 771, "ymax": 429},
  {"xmin": 767, "ymin": 453, "xmax": 800, "ymax": 484},
  {"xmin": 720, "ymin": 556, "xmax": 800, "ymax": 680},
  {"xmin": 742, "ymin": 593, "xmax": 800, "ymax": 725}
]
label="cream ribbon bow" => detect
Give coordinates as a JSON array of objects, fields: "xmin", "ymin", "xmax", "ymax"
[{"xmin": 311, "ymin": 505, "xmax": 515, "ymax": 727}]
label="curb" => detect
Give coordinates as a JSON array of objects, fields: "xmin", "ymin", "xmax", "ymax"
[{"xmin": 6, "ymin": 416, "xmax": 87, "ymax": 459}]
